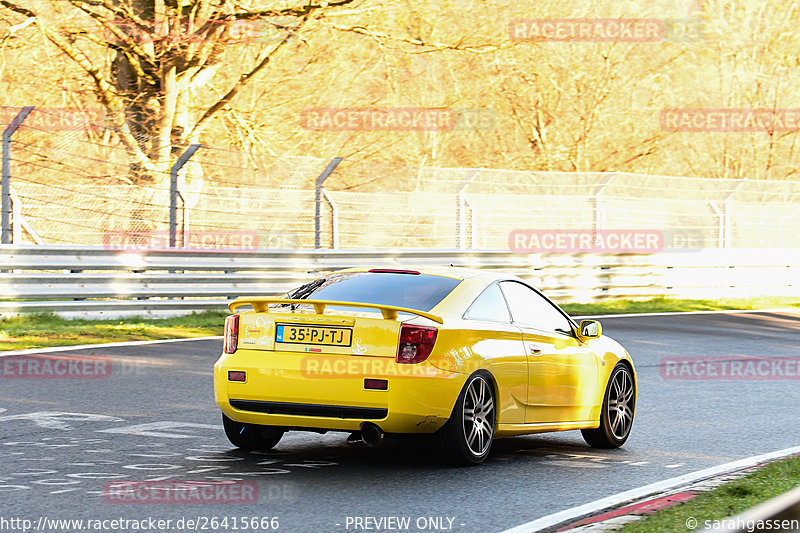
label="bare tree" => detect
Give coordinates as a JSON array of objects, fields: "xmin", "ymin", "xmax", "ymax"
[{"xmin": 0, "ymin": 0, "xmax": 355, "ymax": 182}]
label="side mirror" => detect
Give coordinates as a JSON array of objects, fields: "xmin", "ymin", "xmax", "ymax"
[{"xmin": 579, "ymin": 320, "xmax": 602, "ymax": 339}]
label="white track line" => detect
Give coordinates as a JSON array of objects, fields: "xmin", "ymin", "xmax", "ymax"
[
  {"xmin": 574, "ymin": 307, "xmax": 799, "ymax": 319},
  {"xmin": 500, "ymin": 445, "xmax": 800, "ymax": 533},
  {"xmin": 0, "ymin": 336, "xmax": 222, "ymax": 357}
]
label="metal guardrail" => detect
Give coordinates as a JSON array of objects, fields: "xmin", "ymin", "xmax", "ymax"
[{"xmin": 1, "ymin": 245, "xmax": 799, "ymax": 318}]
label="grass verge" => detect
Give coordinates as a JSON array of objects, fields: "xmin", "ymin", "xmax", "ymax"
[
  {"xmin": 560, "ymin": 296, "xmax": 800, "ymax": 316},
  {"xmin": 618, "ymin": 455, "xmax": 800, "ymax": 532},
  {"xmin": 1, "ymin": 296, "xmax": 799, "ymax": 351},
  {"xmin": 0, "ymin": 310, "xmax": 227, "ymax": 351}
]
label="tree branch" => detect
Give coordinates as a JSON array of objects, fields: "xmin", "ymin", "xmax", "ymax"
[
  {"xmin": 228, "ymin": 0, "xmax": 356, "ymax": 20},
  {"xmin": 67, "ymin": 0, "xmax": 157, "ymax": 73},
  {"xmin": 0, "ymin": 0, "xmax": 35, "ymax": 18},
  {"xmin": 188, "ymin": 16, "xmax": 308, "ymax": 138},
  {"xmin": 0, "ymin": 0, "xmax": 156, "ymax": 170},
  {"xmin": 327, "ymin": 23, "xmax": 512, "ymax": 54}
]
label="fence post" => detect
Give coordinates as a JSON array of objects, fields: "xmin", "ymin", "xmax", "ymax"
[
  {"xmin": 315, "ymin": 157, "xmax": 343, "ymax": 249},
  {"xmin": 10, "ymin": 191, "xmax": 42, "ymax": 244},
  {"xmin": 709, "ymin": 201, "xmax": 724, "ymax": 248},
  {"xmin": 592, "ymin": 173, "xmax": 616, "ymax": 244},
  {"xmin": 722, "ymin": 179, "xmax": 745, "ymax": 248},
  {"xmin": 456, "ymin": 168, "xmax": 480, "ymax": 249},
  {"xmin": 169, "ymin": 144, "xmax": 201, "ymax": 248},
  {"xmin": 466, "ymin": 195, "xmax": 477, "ymax": 248},
  {"xmin": 322, "ymin": 189, "xmax": 339, "ymax": 249},
  {"xmin": 2, "ymin": 106, "xmax": 34, "ymax": 244},
  {"xmin": 11, "ymin": 187, "xmax": 21, "ymax": 243}
]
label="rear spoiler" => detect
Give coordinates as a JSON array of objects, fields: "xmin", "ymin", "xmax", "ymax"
[{"xmin": 228, "ymin": 298, "xmax": 443, "ymax": 324}]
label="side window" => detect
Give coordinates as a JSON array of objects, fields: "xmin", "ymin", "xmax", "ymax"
[
  {"xmin": 464, "ymin": 283, "xmax": 511, "ymax": 322},
  {"xmin": 500, "ymin": 281, "xmax": 573, "ymax": 335}
]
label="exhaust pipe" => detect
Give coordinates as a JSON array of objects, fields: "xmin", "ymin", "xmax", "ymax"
[{"xmin": 360, "ymin": 422, "xmax": 384, "ymax": 447}]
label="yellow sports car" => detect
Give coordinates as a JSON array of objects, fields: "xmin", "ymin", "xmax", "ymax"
[{"xmin": 213, "ymin": 267, "xmax": 636, "ymax": 465}]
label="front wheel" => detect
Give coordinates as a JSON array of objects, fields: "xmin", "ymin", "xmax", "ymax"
[
  {"xmin": 222, "ymin": 414, "xmax": 285, "ymax": 451},
  {"xmin": 582, "ymin": 364, "xmax": 635, "ymax": 448},
  {"xmin": 435, "ymin": 373, "xmax": 496, "ymax": 466}
]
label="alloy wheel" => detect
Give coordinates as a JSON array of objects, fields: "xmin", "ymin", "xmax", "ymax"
[
  {"xmin": 608, "ymin": 367, "xmax": 634, "ymax": 440},
  {"xmin": 462, "ymin": 376, "xmax": 495, "ymax": 457}
]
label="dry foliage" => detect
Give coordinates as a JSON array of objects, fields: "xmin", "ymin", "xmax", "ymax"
[{"xmin": 1, "ymin": 0, "xmax": 799, "ymax": 186}]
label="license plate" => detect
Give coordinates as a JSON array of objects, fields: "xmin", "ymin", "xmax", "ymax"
[{"xmin": 275, "ymin": 324, "xmax": 353, "ymax": 347}]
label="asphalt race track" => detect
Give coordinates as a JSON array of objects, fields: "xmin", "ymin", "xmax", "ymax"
[{"xmin": 1, "ymin": 311, "xmax": 799, "ymax": 533}]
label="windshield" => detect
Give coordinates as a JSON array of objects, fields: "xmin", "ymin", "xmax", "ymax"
[{"xmin": 301, "ymin": 271, "xmax": 461, "ymax": 312}]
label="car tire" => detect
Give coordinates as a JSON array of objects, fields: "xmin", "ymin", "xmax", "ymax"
[
  {"xmin": 435, "ymin": 372, "xmax": 496, "ymax": 466},
  {"xmin": 222, "ymin": 414, "xmax": 285, "ymax": 451},
  {"xmin": 582, "ymin": 363, "xmax": 635, "ymax": 448}
]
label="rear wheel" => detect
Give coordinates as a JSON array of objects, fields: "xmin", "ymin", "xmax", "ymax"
[
  {"xmin": 222, "ymin": 414, "xmax": 285, "ymax": 451},
  {"xmin": 582, "ymin": 364, "xmax": 635, "ymax": 448},
  {"xmin": 435, "ymin": 373, "xmax": 496, "ymax": 466}
]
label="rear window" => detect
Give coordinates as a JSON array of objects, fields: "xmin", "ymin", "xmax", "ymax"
[{"xmin": 304, "ymin": 272, "xmax": 461, "ymax": 311}]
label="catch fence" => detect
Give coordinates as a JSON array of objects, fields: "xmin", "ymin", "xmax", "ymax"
[{"xmin": 2, "ymin": 106, "xmax": 799, "ymax": 250}]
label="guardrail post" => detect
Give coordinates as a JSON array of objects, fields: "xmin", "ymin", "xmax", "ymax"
[
  {"xmin": 315, "ymin": 157, "xmax": 343, "ymax": 249},
  {"xmin": 2, "ymin": 106, "xmax": 34, "ymax": 244},
  {"xmin": 169, "ymin": 144, "xmax": 201, "ymax": 248}
]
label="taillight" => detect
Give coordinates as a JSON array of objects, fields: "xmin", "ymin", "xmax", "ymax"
[
  {"xmin": 396, "ymin": 325, "xmax": 438, "ymax": 364},
  {"xmin": 223, "ymin": 314, "xmax": 239, "ymax": 354}
]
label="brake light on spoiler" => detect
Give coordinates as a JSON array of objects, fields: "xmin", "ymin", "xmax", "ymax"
[{"xmin": 368, "ymin": 268, "xmax": 420, "ymax": 275}]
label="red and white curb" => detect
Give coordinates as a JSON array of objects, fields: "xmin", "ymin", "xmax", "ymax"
[
  {"xmin": 501, "ymin": 446, "xmax": 800, "ymax": 533},
  {"xmin": 555, "ymin": 471, "xmax": 757, "ymax": 531}
]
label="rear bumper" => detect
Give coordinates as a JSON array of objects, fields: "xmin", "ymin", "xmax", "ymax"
[
  {"xmin": 228, "ymin": 400, "xmax": 388, "ymax": 420},
  {"xmin": 213, "ymin": 350, "xmax": 467, "ymax": 434}
]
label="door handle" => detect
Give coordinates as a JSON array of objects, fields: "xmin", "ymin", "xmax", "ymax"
[{"xmin": 528, "ymin": 344, "xmax": 542, "ymax": 355}]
